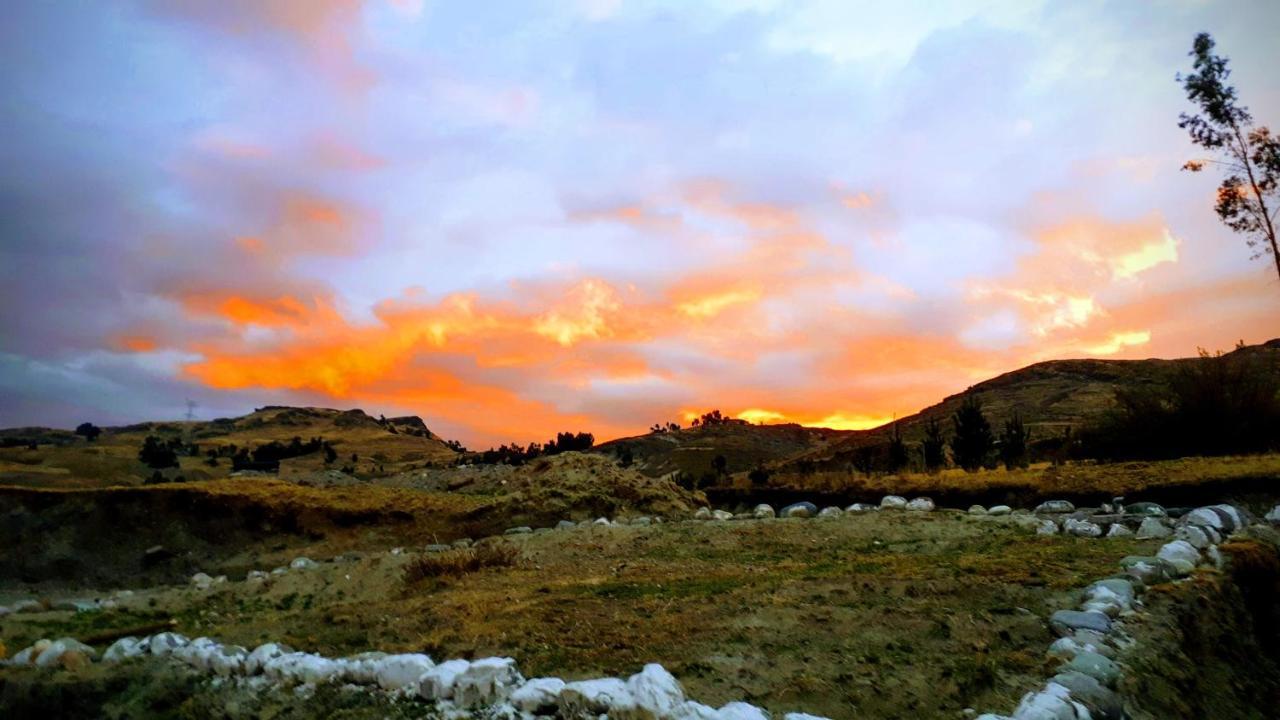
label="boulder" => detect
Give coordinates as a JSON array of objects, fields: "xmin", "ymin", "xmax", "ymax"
[
  {"xmin": 504, "ymin": 526, "xmax": 533, "ymax": 535},
  {"xmin": 1119, "ymin": 556, "xmax": 1173, "ymax": 585},
  {"xmin": 593, "ymin": 517, "xmax": 613, "ymax": 526},
  {"xmin": 558, "ymin": 678, "xmax": 634, "ymax": 718},
  {"xmin": 1049, "ymin": 610, "xmax": 1112, "ymax": 636},
  {"xmin": 103, "ymin": 637, "xmax": 145, "ymax": 662},
  {"xmin": 694, "ymin": 508, "xmax": 713, "ymax": 520},
  {"xmin": 880, "ymin": 495, "xmax": 908, "ymax": 510},
  {"xmin": 1035, "ymin": 500, "xmax": 1075, "ymax": 514},
  {"xmin": 844, "ymin": 503, "xmax": 876, "ymax": 513},
  {"xmin": 191, "ymin": 572, "xmax": 214, "ymax": 588},
  {"xmin": 1012, "ymin": 682, "xmax": 1091, "ymax": 720},
  {"xmin": 906, "ymin": 498, "xmax": 936, "ymax": 512},
  {"xmin": 624, "ymin": 663, "xmax": 686, "ymax": 720},
  {"xmin": 1105, "ymin": 524, "xmax": 1133, "ymax": 538},
  {"xmin": 1156, "ymin": 540, "xmax": 1201, "ymax": 576},
  {"xmin": 339, "ymin": 651, "xmax": 388, "ymax": 684},
  {"xmin": 1266, "ymin": 505, "xmax": 1280, "ymax": 525},
  {"xmin": 1050, "ymin": 671, "xmax": 1123, "ymax": 719},
  {"xmin": 34, "ymin": 637, "xmax": 96, "ymax": 667},
  {"xmin": 454, "ymin": 657, "xmax": 524, "ymax": 707},
  {"xmin": 631, "ymin": 517, "xmax": 652, "ymax": 527},
  {"xmin": 752, "ymin": 504, "xmax": 776, "ymax": 519},
  {"xmin": 1063, "ymin": 518, "xmax": 1102, "ymax": 538},
  {"xmin": 556, "ymin": 520, "xmax": 577, "ymax": 530},
  {"xmin": 510, "ymin": 677, "xmax": 566, "ymax": 714},
  {"xmin": 147, "ymin": 632, "xmax": 189, "ymax": 656},
  {"xmin": 1174, "ymin": 525, "xmax": 1213, "ymax": 550},
  {"xmin": 968, "ymin": 505, "xmax": 987, "ymax": 515},
  {"xmin": 208, "ymin": 645, "xmax": 248, "ymax": 677},
  {"xmin": 1063, "ymin": 651, "xmax": 1121, "ymax": 687},
  {"xmin": 709, "ymin": 509, "xmax": 733, "ymax": 521},
  {"xmin": 246, "ymin": 643, "xmax": 292, "ymax": 674},
  {"xmin": 1125, "ymin": 502, "xmax": 1165, "ymax": 517},
  {"xmin": 1181, "ymin": 507, "xmax": 1227, "ymax": 533},
  {"xmin": 375, "ymin": 653, "xmax": 436, "ymax": 691},
  {"xmin": 781, "ymin": 502, "xmax": 818, "ymax": 519},
  {"xmin": 817, "ymin": 506, "xmax": 844, "ymax": 519},
  {"xmin": 1134, "ymin": 517, "xmax": 1171, "ymax": 539},
  {"xmin": 11, "ymin": 640, "xmax": 52, "ymax": 665},
  {"xmin": 717, "ymin": 702, "xmax": 771, "ymax": 720},
  {"xmin": 264, "ymin": 652, "xmax": 344, "ymax": 684},
  {"xmin": 289, "ymin": 557, "xmax": 318, "ymax": 570},
  {"xmin": 1036, "ymin": 519, "xmax": 1060, "ymax": 536},
  {"xmin": 419, "ymin": 658, "xmax": 471, "ymax": 699},
  {"xmin": 671, "ymin": 701, "xmax": 721, "ymax": 720},
  {"xmin": 988, "ymin": 505, "xmax": 1013, "ymax": 516}
]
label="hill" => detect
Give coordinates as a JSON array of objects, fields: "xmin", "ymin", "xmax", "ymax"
[
  {"xmin": 767, "ymin": 338, "xmax": 1280, "ymax": 474},
  {"xmin": 0, "ymin": 406, "xmax": 459, "ymax": 489}
]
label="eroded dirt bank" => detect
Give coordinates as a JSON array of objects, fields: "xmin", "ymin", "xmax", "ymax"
[{"xmin": 1120, "ymin": 532, "xmax": 1280, "ymax": 719}]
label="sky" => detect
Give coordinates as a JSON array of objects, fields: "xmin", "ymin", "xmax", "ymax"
[{"xmin": 1, "ymin": 0, "xmax": 1278, "ymax": 448}]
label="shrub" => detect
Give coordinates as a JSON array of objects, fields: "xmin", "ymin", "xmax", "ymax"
[
  {"xmin": 139, "ymin": 436, "xmax": 179, "ymax": 469},
  {"xmin": 922, "ymin": 418, "xmax": 947, "ymax": 473},
  {"xmin": 75, "ymin": 422, "xmax": 101, "ymax": 442},
  {"xmin": 950, "ymin": 395, "xmax": 994, "ymax": 472},
  {"xmin": 402, "ymin": 544, "xmax": 521, "ymax": 585}
]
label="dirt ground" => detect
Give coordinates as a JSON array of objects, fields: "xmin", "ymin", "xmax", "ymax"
[{"xmin": 0, "ymin": 512, "xmax": 1160, "ymax": 719}]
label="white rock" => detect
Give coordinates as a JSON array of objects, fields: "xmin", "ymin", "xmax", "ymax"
[
  {"xmin": 1265, "ymin": 505, "xmax": 1280, "ymax": 525},
  {"xmin": 1182, "ymin": 507, "xmax": 1226, "ymax": 533},
  {"xmin": 454, "ymin": 657, "xmax": 524, "ymax": 707},
  {"xmin": 694, "ymin": 508, "xmax": 712, "ymax": 520},
  {"xmin": 968, "ymin": 505, "xmax": 987, "ymax": 515},
  {"xmin": 1209, "ymin": 504, "xmax": 1246, "ymax": 532},
  {"xmin": 190, "ymin": 572, "xmax": 214, "ymax": 587},
  {"xmin": 418, "ymin": 658, "xmax": 471, "ymax": 699},
  {"xmin": 1156, "ymin": 540, "xmax": 1202, "ymax": 576},
  {"xmin": 1036, "ymin": 519, "xmax": 1060, "ymax": 536},
  {"xmin": 246, "ymin": 643, "xmax": 292, "ymax": 674},
  {"xmin": 594, "ymin": 517, "xmax": 613, "ymax": 526},
  {"xmin": 988, "ymin": 505, "xmax": 1012, "ymax": 516},
  {"xmin": 339, "ymin": 651, "xmax": 388, "ymax": 684},
  {"xmin": 817, "ymin": 506, "xmax": 844, "ymax": 519},
  {"xmin": 0, "ymin": 606, "xmax": 10, "ymax": 618},
  {"xmin": 880, "ymin": 495, "xmax": 908, "ymax": 510},
  {"xmin": 559, "ymin": 678, "xmax": 634, "ymax": 717},
  {"xmin": 624, "ymin": 663, "xmax": 686, "ymax": 720},
  {"xmin": 1013, "ymin": 681, "xmax": 1089, "ymax": 719},
  {"xmin": 290, "ymin": 557, "xmax": 318, "ymax": 570},
  {"xmin": 510, "ymin": 677, "xmax": 566, "ymax": 713},
  {"xmin": 752, "ymin": 504, "xmax": 776, "ymax": 519},
  {"xmin": 1105, "ymin": 524, "xmax": 1133, "ymax": 538},
  {"xmin": 906, "ymin": 497, "xmax": 935, "ymax": 512},
  {"xmin": 375, "ymin": 653, "xmax": 436, "ymax": 691},
  {"xmin": 1063, "ymin": 518, "xmax": 1102, "ymax": 538},
  {"xmin": 1134, "ymin": 517, "xmax": 1171, "ymax": 539},
  {"xmin": 271, "ymin": 567, "xmax": 288, "ymax": 576},
  {"xmin": 1035, "ymin": 500, "xmax": 1075, "ymax": 514},
  {"xmin": 173, "ymin": 637, "xmax": 220, "ymax": 670},
  {"xmin": 1175, "ymin": 525, "xmax": 1213, "ymax": 550},
  {"xmin": 147, "ymin": 632, "xmax": 190, "ymax": 656},
  {"xmin": 246, "ymin": 570, "xmax": 269, "ymax": 582},
  {"xmin": 208, "ymin": 645, "xmax": 248, "ymax": 677},
  {"xmin": 844, "ymin": 503, "xmax": 876, "ymax": 513},
  {"xmin": 784, "ymin": 714, "xmax": 832, "ymax": 720},
  {"xmin": 671, "ymin": 701, "xmax": 722, "ymax": 720},
  {"xmin": 717, "ymin": 701, "xmax": 771, "ymax": 720},
  {"xmin": 34, "ymin": 637, "xmax": 96, "ymax": 667},
  {"xmin": 103, "ymin": 637, "xmax": 145, "ymax": 662},
  {"xmin": 712, "ymin": 509, "xmax": 735, "ymax": 521},
  {"xmin": 11, "ymin": 640, "xmax": 51, "ymax": 665}
]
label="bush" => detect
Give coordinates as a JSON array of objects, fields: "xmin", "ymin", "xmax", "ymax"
[
  {"xmin": 75, "ymin": 422, "xmax": 101, "ymax": 442},
  {"xmin": 139, "ymin": 436, "xmax": 179, "ymax": 470},
  {"xmin": 922, "ymin": 418, "xmax": 947, "ymax": 473},
  {"xmin": 950, "ymin": 395, "xmax": 993, "ymax": 472},
  {"xmin": 1080, "ymin": 345, "xmax": 1280, "ymax": 460},
  {"xmin": 402, "ymin": 544, "xmax": 520, "ymax": 585}
]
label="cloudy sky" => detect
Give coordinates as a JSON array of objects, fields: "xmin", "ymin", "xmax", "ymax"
[{"xmin": 1, "ymin": 0, "xmax": 1278, "ymax": 447}]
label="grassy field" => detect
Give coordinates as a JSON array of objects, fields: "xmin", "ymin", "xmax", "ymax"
[{"xmin": 0, "ymin": 513, "xmax": 1161, "ymax": 719}]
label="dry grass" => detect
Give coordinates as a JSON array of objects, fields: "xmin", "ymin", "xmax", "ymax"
[{"xmin": 401, "ymin": 544, "xmax": 522, "ymax": 584}]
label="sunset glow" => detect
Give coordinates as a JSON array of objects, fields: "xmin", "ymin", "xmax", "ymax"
[{"xmin": 2, "ymin": 1, "xmax": 1277, "ymax": 447}]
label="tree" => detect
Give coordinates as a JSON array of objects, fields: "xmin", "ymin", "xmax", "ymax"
[
  {"xmin": 618, "ymin": 447, "xmax": 634, "ymax": 468},
  {"xmin": 922, "ymin": 417, "xmax": 946, "ymax": 473},
  {"xmin": 711, "ymin": 454, "xmax": 728, "ymax": 478},
  {"xmin": 75, "ymin": 422, "xmax": 101, "ymax": 442},
  {"xmin": 887, "ymin": 422, "xmax": 909, "ymax": 473},
  {"xmin": 999, "ymin": 412, "xmax": 1030, "ymax": 470},
  {"xmin": 139, "ymin": 435, "xmax": 179, "ymax": 470},
  {"xmin": 1179, "ymin": 33, "xmax": 1280, "ymax": 284},
  {"xmin": 748, "ymin": 464, "xmax": 770, "ymax": 487},
  {"xmin": 950, "ymin": 395, "xmax": 993, "ymax": 472}
]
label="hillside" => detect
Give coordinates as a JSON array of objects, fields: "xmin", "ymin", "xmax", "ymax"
[
  {"xmin": 767, "ymin": 339, "xmax": 1280, "ymax": 474},
  {"xmin": 0, "ymin": 407, "xmax": 459, "ymax": 489},
  {"xmin": 594, "ymin": 421, "xmax": 853, "ymax": 480}
]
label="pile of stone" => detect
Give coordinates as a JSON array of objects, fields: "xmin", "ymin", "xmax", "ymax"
[
  {"xmin": 976, "ymin": 502, "xmax": 1255, "ymax": 720},
  {"xmin": 4, "ymin": 633, "xmax": 830, "ymax": 720}
]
